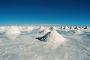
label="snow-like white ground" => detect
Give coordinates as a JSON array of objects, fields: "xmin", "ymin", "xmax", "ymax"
[{"xmin": 0, "ymin": 25, "xmax": 90, "ymax": 60}]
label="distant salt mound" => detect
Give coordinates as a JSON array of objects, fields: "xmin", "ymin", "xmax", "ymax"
[
  {"xmin": 39, "ymin": 26, "xmax": 45, "ymax": 32},
  {"xmin": 5, "ymin": 26, "xmax": 21, "ymax": 40},
  {"xmin": 52, "ymin": 26, "xmax": 58, "ymax": 30},
  {"xmin": 61, "ymin": 26, "xmax": 70, "ymax": 31},
  {"xmin": 19, "ymin": 26, "xmax": 28, "ymax": 32},
  {"xmin": 27, "ymin": 26, "xmax": 34, "ymax": 32},
  {"xmin": 84, "ymin": 26, "xmax": 88, "ymax": 29},
  {"xmin": 18, "ymin": 26, "xmax": 34, "ymax": 33},
  {"xmin": 39, "ymin": 27, "xmax": 51, "ymax": 34},
  {"xmin": 36, "ymin": 29, "xmax": 67, "ymax": 49},
  {"xmin": 69, "ymin": 26, "xmax": 75, "ymax": 30},
  {"xmin": 63, "ymin": 26, "xmax": 69, "ymax": 30},
  {"xmin": 74, "ymin": 26, "xmax": 80, "ymax": 30},
  {"xmin": 0, "ymin": 26, "xmax": 6, "ymax": 32}
]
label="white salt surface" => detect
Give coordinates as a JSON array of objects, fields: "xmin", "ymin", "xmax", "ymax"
[{"xmin": 0, "ymin": 26, "xmax": 90, "ymax": 60}]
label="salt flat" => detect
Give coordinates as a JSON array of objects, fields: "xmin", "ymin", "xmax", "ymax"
[{"xmin": 0, "ymin": 25, "xmax": 90, "ymax": 60}]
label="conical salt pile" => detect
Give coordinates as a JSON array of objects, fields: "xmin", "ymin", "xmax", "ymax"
[
  {"xmin": 74, "ymin": 26, "xmax": 80, "ymax": 30},
  {"xmin": 84, "ymin": 26, "xmax": 88, "ymax": 29},
  {"xmin": 36, "ymin": 27, "xmax": 66, "ymax": 49},
  {"xmin": 39, "ymin": 26, "xmax": 45, "ymax": 32},
  {"xmin": 5, "ymin": 26, "xmax": 21, "ymax": 40},
  {"xmin": 44, "ymin": 30, "xmax": 66, "ymax": 49},
  {"xmin": 39, "ymin": 27, "xmax": 51, "ymax": 34}
]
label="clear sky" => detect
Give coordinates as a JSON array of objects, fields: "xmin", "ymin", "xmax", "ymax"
[{"xmin": 0, "ymin": 0, "xmax": 90, "ymax": 25}]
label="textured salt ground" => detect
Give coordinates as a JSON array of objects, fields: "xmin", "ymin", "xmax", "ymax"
[{"xmin": 0, "ymin": 31, "xmax": 90, "ymax": 60}]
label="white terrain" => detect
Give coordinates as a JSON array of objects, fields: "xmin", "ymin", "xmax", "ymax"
[{"xmin": 0, "ymin": 25, "xmax": 90, "ymax": 60}]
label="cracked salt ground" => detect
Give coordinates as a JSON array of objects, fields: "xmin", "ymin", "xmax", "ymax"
[{"xmin": 0, "ymin": 29, "xmax": 90, "ymax": 60}]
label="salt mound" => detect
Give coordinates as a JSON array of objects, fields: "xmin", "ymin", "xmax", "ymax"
[
  {"xmin": 36, "ymin": 29, "xmax": 67, "ymax": 49},
  {"xmin": 0, "ymin": 26, "xmax": 6, "ymax": 32},
  {"xmin": 44, "ymin": 27, "xmax": 50, "ymax": 33},
  {"xmin": 44, "ymin": 30, "xmax": 66, "ymax": 49},
  {"xmin": 27, "ymin": 26, "xmax": 34, "ymax": 32},
  {"xmin": 18, "ymin": 26, "xmax": 28, "ymax": 32},
  {"xmin": 63, "ymin": 26, "xmax": 69, "ymax": 30},
  {"xmin": 74, "ymin": 26, "xmax": 80, "ymax": 30},
  {"xmin": 5, "ymin": 26, "xmax": 21, "ymax": 40},
  {"xmin": 61, "ymin": 26, "xmax": 70, "ymax": 31},
  {"xmin": 39, "ymin": 27, "xmax": 51, "ymax": 34},
  {"xmin": 39, "ymin": 26, "xmax": 45, "ymax": 32},
  {"xmin": 70, "ymin": 26, "xmax": 75, "ymax": 30},
  {"xmin": 84, "ymin": 26, "xmax": 88, "ymax": 29}
]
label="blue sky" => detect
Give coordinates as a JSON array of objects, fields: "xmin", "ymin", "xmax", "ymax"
[{"xmin": 0, "ymin": 0, "xmax": 90, "ymax": 25}]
